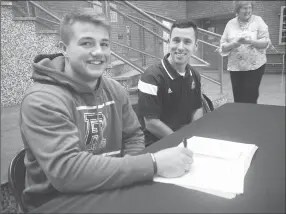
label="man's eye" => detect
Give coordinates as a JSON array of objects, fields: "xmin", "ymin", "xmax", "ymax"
[
  {"xmin": 101, "ymin": 43, "xmax": 109, "ymax": 47},
  {"xmin": 82, "ymin": 42, "xmax": 92, "ymax": 46}
]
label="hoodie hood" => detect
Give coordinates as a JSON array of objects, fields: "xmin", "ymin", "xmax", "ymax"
[{"xmin": 33, "ymin": 53, "xmax": 100, "ymax": 94}]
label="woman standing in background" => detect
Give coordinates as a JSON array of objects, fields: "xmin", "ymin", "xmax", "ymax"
[{"xmin": 219, "ymin": 1, "xmax": 271, "ymax": 104}]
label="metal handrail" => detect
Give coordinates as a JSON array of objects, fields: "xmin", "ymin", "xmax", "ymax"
[
  {"xmin": 143, "ymin": 9, "xmax": 176, "ymax": 23},
  {"xmin": 191, "ymin": 55, "xmax": 210, "ymax": 66},
  {"xmin": 111, "ymin": 51, "xmax": 145, "ymax": 74},
  {"xmin": 200, "ymin": 74, "xmax": 221, "ymax": 85},
  {"xmin": 198, "ymin": 39, "xmax": 219, "ymax": 49},
  {"xmin": 36, "ymin": 16, "xmax": 60, "ymax": 26},
  {"xmin": 125, "ymin": 13, "xmax": 154, "ymax": 25},
  {"xmin": 29, "ymin": 1, "xmax": 61, "ymax": 22},
  {"xmin": 118, "ymin": 1, "xmax": 222, "ymax": 39},
  {"xmin": 109, "ymin": 5, "xmax": 168, "ymax": 43},
  {"xmin": 120, "ymin": 1, "xmax": 171, "ymax": 32},
  {"xmin": 112, "ymin": 41, "xmax": 162, "ymax": 60}
]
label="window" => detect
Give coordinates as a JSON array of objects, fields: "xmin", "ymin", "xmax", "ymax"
[
  {"xmin": 279, "ymin": 6, "xmax": 286, "ymax": 45},
  {"xmin": 92, "ymin": 1, "xmax": 102, "ymax": 13},
  {"xmin": 110, "ymin": 3, "xmax": 117, "ymax": 23}
]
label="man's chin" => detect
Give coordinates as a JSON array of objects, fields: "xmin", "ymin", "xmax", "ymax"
[{"xmin": 174, "ymin": 60, "xmax": 187, "ymax": 65}]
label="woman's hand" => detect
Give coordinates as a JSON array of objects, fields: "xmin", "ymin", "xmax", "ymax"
[{"xmin": 236, "ymin": 35, "xmax": 252, "ymax": 45}]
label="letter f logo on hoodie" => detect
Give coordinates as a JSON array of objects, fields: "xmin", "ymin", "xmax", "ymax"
[{"xmin": 84, "ymin": 112, "xmax": 107, "ymax": 153}]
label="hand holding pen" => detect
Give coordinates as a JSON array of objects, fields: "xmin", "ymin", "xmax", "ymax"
[
  {"xmin": 152, "ymin": 138, "xmax": 193, "ymax": 178},
  {"xmin": 183, "ymin": 137, "xmax": 188, "ymax": 148}
]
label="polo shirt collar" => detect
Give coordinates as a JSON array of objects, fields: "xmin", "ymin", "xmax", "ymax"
[{"xmin": 161, "ymin": 53, "xmax": 192, "ymax": 80}]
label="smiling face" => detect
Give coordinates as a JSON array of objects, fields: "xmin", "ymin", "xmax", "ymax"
[
  {"xmin": 237, "ymin": 2, "xmax": 253, "ymax": 21},
  {"xmin": 168, "ymin": 27, "xmax": 197, "ymax": 68},
  {"xmin": 63, "ymin": 21, "xmax": 110, "ymax": 87}
]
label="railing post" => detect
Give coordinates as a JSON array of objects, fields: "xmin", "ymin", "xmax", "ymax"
[
  {"xmin": 220, "ymin": 56, "xmax": 224, "ymax": 94},
  {"xmin": 102, "ymin": 1, "xmax": 111, "ymax": 21},
  {"xmin": 26, "ymin": 1, "xmax": 31, "ymax": 16},
  {"xmin": 281, "ymin": 53, "xmax": 285, "ymax": 92}
]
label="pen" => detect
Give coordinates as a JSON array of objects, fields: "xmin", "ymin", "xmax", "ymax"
[{"xmin": 183, "ymin": 137, "xmax": 188, "ymax": 148}]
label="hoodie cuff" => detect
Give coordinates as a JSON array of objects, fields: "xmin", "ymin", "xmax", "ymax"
[{"xmin": 127, "ymin": 153, "xmax": 155, "ymax": 182}]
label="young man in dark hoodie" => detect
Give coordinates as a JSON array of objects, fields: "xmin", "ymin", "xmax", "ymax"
[{"xmin": 20, "ymin": 8, "xmax": 194, "ymax": 211}]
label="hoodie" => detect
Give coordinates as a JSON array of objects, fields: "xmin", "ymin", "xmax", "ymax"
[{"xmin": 20, "ymin": 53, "xmax": 154, "ymax": 210}]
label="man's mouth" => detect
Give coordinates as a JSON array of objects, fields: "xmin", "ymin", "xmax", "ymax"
[
  {"xmin": 87, "ymin": 60, "xmax": 105, "ymax": 65},
  {"xmin": 175, "ymin": 53, "xmax": 186, "ymax": 57}
]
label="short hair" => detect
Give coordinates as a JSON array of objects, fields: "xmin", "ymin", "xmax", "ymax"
[
  {"xmin": 170, "ymin": 19, "xmax": 198, "ymax": 41},
  {"xmin": 233, "ymin": 1, "xmax": 254, "ymax": 15},
  {"xmin": 60, "ymin": 8, "xmax": 111, "ymax": 45}
]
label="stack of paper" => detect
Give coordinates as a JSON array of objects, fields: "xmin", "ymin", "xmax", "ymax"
[{"xmin": 154, "ymin": 136, "xmax": 258, "ymax": 199}]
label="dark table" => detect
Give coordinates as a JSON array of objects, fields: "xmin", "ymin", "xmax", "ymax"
[{"xmin": 30, "ymin": 103, "xmax": 285, "ymax": 213}]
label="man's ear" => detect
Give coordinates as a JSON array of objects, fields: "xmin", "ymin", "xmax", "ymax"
[
  {"xmin": 59, "ymin": 41, "xmax": 68, "ymax": 56},
  {"xmin": 194, "ymin": 41, "xmax": 198, "ymax": 51}
]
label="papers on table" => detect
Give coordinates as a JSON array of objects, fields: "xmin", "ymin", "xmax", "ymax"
[{"xmin": 153, "ymin": 136, "xmax": 258, "ymax": 199}]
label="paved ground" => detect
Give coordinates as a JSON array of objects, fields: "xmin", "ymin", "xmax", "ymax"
[{"xmin": 1, "ymin": 72, "xmax": 285, "ymax": 183}]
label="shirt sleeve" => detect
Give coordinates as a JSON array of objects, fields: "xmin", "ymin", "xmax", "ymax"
[
  {"xmin": 257, "ymin": 16, "xmax": 270, "ymax": 40},
  {"xmin": 257, "ymin": 16, "xmax": 271, "ymax": 50},
  {"xmin": 118, "ymin": 84, "xmax": 146, "ymax": 156},
  {"xmin": 218, "ymin": 21, "xmax": 231, "ymax": 56},
  {"xmin": 138, "ymin": 67, "xmax": 162, "ymax": 119}
]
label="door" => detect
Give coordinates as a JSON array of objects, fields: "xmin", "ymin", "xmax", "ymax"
[{"xmin": 202, "ymin": 18, "xmax": 229, "ymax": 70}]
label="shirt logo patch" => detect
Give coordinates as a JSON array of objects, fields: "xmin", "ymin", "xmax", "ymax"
[
  {"xmin": 191, "ymin": 81, "xmax": 196, "ymax": 90},
  {"xmin": 168, "ymin": 88, "xmax": 173, "ymax": 93},
  {"xmin": 84, "ymin": 112, "xmax": 107, "ymax": 154}
]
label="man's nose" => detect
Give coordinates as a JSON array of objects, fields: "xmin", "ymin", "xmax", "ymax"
[
  {"xmin": 90, "ymin": 45, "xmax": 102, "ymax": 56},
  {"xmin": 177, "ymin": 41, "xmax": 184, "ymax": 49}
]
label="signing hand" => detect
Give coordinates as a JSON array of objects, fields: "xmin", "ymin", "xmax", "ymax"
[{"xmin": 153, "ymin": 147, "xmax": 193, "ymax": 178}]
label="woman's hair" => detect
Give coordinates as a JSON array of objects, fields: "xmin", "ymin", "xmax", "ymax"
[
  {"xmin": 60, "ymin": 8, "xmax": 111, "ymax": 45},
  {"xmin": 233, "ymin": 1, "xmax": 255, "ymax": 15}
]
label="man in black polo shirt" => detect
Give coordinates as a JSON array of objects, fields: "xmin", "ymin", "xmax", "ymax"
[{"xmin": 138, "ymin": 19, "xmax": 203, "ymax": 146}]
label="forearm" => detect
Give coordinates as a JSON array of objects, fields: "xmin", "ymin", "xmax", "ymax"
[
  {"xmin": 250, "ymin": 39, "xmax": 269, "ymax": 49},
  {"xmin": 122, "ymin": 92, "xmax": 145, "ymax": 155},
  {"xmin": 145, "ymin": 117, "xmax": 173, "ymax": 139},
  {"xmin": 221, "ymin": 41, "xmax": 240, "ymax": 52},
  {"xmin": 46, "ymin": 151, "xmax": 154, "ymax": 192},
  {"xmin": 123, "ymin": 127, "xmax": 145, "ymax": 156},
  {"xmin": 192, "ymin": 107, "xmax": 203, "ymax": 122}
]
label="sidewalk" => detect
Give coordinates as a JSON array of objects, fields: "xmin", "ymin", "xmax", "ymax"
[{"xmin": 1, "ymin": 73, "xmax": 285, "ymax": 183}]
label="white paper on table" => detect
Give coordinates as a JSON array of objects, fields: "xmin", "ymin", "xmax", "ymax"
[{"xmin": 154, "ymin": 136, "xmax": 258, "ymax": 198}]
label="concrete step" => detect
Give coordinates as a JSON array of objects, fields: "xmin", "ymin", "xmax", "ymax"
[
  {"xmin": 109, "ymin": 57, "xmax": 141, "ymax": 77},
  {"xmin": 113, "ymin": 69, "xmax": 141, "ymax": 81},
  {"xmin": 113, "ymin": 69, "xmax": 141, "ymax": 89}
]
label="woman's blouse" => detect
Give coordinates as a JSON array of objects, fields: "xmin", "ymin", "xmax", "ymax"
[{"xmin": 219, "ymin": 15, "xmax": 270, "ymax": 71}]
